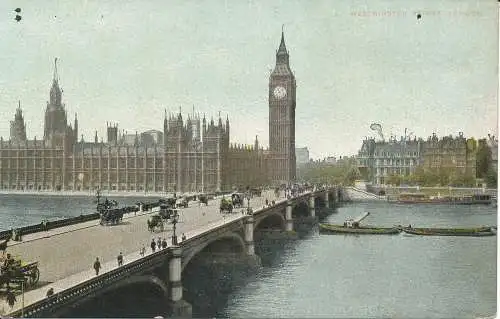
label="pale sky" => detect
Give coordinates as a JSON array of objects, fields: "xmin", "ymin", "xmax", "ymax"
[{"xmin": 0, "ymin": 0, "xmax": 497, "ymax": 159}]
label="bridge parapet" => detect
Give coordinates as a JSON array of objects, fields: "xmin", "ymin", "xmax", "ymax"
[{"xmin": 10, "ymin": 246, "xmax": 175, "ymax": 318}]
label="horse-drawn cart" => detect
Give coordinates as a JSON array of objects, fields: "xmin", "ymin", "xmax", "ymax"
[
  {"xmin": 198, "ymin": 195, "xmax": 209, "ymax": 206},
  {"xmin": 220, "ymin": 198, "xmax": 233, "ymax": 214},
  {"xmin": 176, "ymin": 197, "xmax": 189, "ymax": 208},
  {"xmin": 231, "ymin": 193, "xmax": 245, "ymax": 208},
  {"xmin": 0, "ymin": 256, "xmax": 40, "ymax": 289},
  {"xmin": 99, "ymin": 208, "xmax": 124, "ymax": 225},
  {"xmin": 95, "ymin": 192, "xmax": 124, "ymax": 226},
  {"xmin": 147, "ymin": 214, "xmax": 164, "ymax": 233}
]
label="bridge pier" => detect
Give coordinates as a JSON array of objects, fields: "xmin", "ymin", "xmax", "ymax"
[
  {"xmin": 308, "ymin": 196, "xmax": 316, "ymax": 218},
  {"xmin": 169, "ymin": 247, "xmax": 192, "ymax": 318},
  {"xmin": 324, "ymin": 192, "xmax": 330, "ymax": 209},
  {"xmin": 285, "ymin": 201, "xmax": 294, "ymax": 232},
  {"xmin": 244, "ymin": 216, "xmax": 262, "ymax": 267}
]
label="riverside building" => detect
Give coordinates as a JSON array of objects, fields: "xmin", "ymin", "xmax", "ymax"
[{"xmin": 356, "ymin": 132, "xmax": 477, "ymax": 185}]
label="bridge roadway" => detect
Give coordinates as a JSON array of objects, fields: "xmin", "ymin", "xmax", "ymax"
[{"xmin": 0, "ymin": 190, "xmax": 285, "ymax": 316}]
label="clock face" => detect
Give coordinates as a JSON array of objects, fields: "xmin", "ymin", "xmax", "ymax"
[{"xmin": 273, "ymin": 86, "xmax": 287, "ymax": 99}]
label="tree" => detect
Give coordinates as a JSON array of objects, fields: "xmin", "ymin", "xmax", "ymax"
[
  {"xmin": 486, "ymin": 168, "xmax": 497, "ymax": 188},
  {"xmin": 476, "ymin": 139, "xmax": 492, "ymax": 178},
  {"xmin": 343, "ymin": 166, "xmax": 361, "ymax": 186},
  {"xmin": 386, "ymin": 173, "xmax": 402, "ymax": 186},
  {"xmin": 422, "ymin": 169, "xmax": 440, "ymax": 186},
  {"xmin": 411, "ymin": 166, "xmax": 426, "ymax": 186}
]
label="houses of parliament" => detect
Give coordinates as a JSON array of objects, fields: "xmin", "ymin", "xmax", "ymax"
[{"xmin": 0, "ymin": 32, "xmax": 297, "ymax": 193}]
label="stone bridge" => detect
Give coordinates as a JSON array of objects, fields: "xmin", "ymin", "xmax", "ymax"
[{"xmin": 7, "ymin": 187, "xmax": 339, "ymax": 318}]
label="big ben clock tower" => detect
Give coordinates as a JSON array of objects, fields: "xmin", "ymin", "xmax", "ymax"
[{"xmin": 269, "ymin": 29, "xmax": 296, "ymax": 184}]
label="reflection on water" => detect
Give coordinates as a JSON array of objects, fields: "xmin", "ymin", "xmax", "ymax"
[{"xmin": 223, "ymin": 202, "xmax": 496, "ymax": 319}]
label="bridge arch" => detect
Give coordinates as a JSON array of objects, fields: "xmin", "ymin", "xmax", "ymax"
[
  {"xmin": 315, "ymin": 196, "xmax": 326, "ymax": 208},
  {"xmin": 57, "ymin": 275, "xmax": 169, "ymax": 317},
  {"xmin": 181, "ymin": 232, "xmax": 246, "ymax": 272},
  {"xmin": 254, "ymin": 212, "xmax": 285, "ymax": 231},
  {"xmin": 102, "ymin": 275, "xmax": 169, "ymax": 297},
  {"xmin": 292, "ymin": 200, "xmax": 309, "ymax": 218}
]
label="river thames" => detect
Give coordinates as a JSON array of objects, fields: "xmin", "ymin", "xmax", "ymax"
[{"xmin": 0, "ymin": 194, "xmax": 496, "ymax": 318}]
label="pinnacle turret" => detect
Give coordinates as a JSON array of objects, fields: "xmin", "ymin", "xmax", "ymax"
[{"xmin": 49, "ymin": 58, "xmax": 62, "ymax": 106}]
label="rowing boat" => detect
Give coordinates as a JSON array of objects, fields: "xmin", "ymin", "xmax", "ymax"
[
  {"xmin": 402, "ymin": 227, "xmax": 495, "ymax": 237},
  {"xmin": 319, "ymin": 223, "xmax": 401, "ymax": 235}
]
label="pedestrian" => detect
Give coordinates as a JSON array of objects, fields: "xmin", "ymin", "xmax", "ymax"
[
  {"xmin": 93, "ymin": 257, "xmax": 101, "ymax": 275},
  {"xmin": 117, "ymin": 252, "xmax": 123, "ymax": 266},
  {"xmin": 161, "ymin": 238, "xmax": 167, "ymax": 249},
  {"xmin": 140, "ymin": 245, "xmax": 145, "ymax": 257},
  {"xmin": 151, "ymin": 239, "xmax": 156, "ymax": 252},
  {"xmin": 6, "ymin": 288, "xmax": 15, "ymax": 309},
  {"xmin": 46, "ymin": 288, "xmax": 54, "ymax": 298},
  {"xmin": 157, "ymin": 237, "xmax": 161, "ymax": 249},
  {"xmin": 181, "ymin": 233, "xmax": 187, "ymax": 241}
]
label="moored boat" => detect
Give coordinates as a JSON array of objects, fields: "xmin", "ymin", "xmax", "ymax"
[
  {"xmin": 390, "ymin": 192, "xmax": 493, "ymax": 205},
  {"xmin": 319, "ymin": 223, "xmax": 401, "ymax": 235},
  {"xmin": 402, "ymin": 226, "xmax": 495, "ymax": 237}
]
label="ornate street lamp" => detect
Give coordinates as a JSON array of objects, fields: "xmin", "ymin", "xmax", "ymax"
[
  {"xmin": 246, "ymin": 196, "xmax": 251, "ymax": 215},
  {"xmin": 171, "ymin": 210, "xmax": 179, "ymax": 245},
  {"xmin": 96, "ymin": 188, "xmax": 101, "ymax": 206},
  {"xmin": 11, "ymin": 278, "xmax": 25, "ymax": 317}
]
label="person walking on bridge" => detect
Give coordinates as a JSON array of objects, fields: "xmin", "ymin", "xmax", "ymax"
[
  {"xmin": 117, "ymin": 252, "xmax": 123, "ymax": 266},
  {"xmin": 6, "ymin": 287, "xmax": 16, "ymax": 309},
  {"xmin": 161, "ymin": 238, "xmax": 168, "ymax": 249},
  {"xmin": 157, "ymin": 237, "xmax": 161, "ymax": 250},
  {"xmin": 151, "ymin": 239, "xmax": 156, "ymax": 252},
  {"xmin": 46, "ymin": 288, "xmax": 54, "ymax": 298},
  {"xmin": 93, "ymin": 257, "xmax": 101, "ymax": 276},
  {"xmin": 140, "ymin": 245, "xmax": 146, "ymax": 257}
]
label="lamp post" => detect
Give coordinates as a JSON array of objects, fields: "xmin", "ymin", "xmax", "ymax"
[
  {"xmin": 171, "ymin": 211, "xmax": 179, "ymax": 246},
  {"xmin": 193, "ymin": 144, "xmax": 197, "ymax": 193},
  {"xmin": 11, "ymin": 279, "xmax": 25, "ymax": 317},
  {"xmin": 246, "ymin": 196, "xmax": 251, "ymax": 215},
  {"xmin": 21, "ymin": 280, "xmax": 24, "ymax": 318},
  {"xmin": 96, "ymin": 188, "xmax": 101, "ymax": 206},
  {"xmin": 201, "ymin": 139, "xmax": 204, "ymax": 193}
]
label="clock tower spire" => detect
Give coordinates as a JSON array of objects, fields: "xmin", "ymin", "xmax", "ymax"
[
  {"xmin": 268, "ymin": 28, "xmax": 296, "ymax": 184},
  {"xmin": 276, "ymin": 26, "xmax": 289, "ymax": 64}
]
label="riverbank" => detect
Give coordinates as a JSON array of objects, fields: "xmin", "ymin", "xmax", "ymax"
[
  {"xmin": 0, "ymin": 190, "xmax": 194, "ymax": 198},
  {"xmin": 384, "ymin": 187, "xmax": 497, "ymax": 197}
]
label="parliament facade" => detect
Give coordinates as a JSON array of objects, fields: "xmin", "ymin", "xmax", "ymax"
[{"xmin": 0, "ymin": 32, "xmax": 297, "ymax": 193}]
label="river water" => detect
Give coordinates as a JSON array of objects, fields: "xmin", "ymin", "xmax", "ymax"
[{"xmin": 0, "ymin": 195, "xmax": 496, "ymax": 318}]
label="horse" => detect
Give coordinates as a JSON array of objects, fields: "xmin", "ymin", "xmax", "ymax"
[
  {"xmin": 198, "ymin": 196, "xmax": 209, "ymax": 206},
  {"xmin": 0, "ymin": 238, "xmax": 10, "ymax": 254},
  {"xmin": 147, "ymin": 217, "xmax": 163, "ymax": 233},
  {"xmin": 0, "ymin": 273, "xmax": 11, "ymax": 289}
]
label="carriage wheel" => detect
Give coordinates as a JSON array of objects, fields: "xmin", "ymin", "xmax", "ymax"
[{"xmin": 29, "ymin": 268, "xmax": 40, "ymax": 286}]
